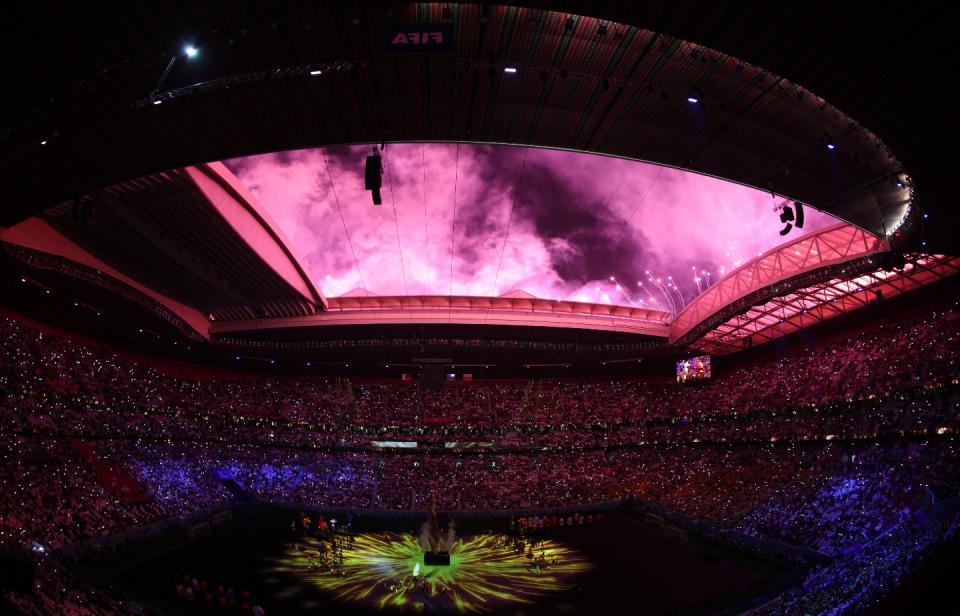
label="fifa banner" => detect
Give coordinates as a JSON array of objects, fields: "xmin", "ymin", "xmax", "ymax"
[
  {"xmin": 444, "ymin": 442, "xmax": 494, "ymax": 450},
  {"xmin": 379, "ymin": 24, "xmax": 455, "ymax": 54},
  {"xmin": 370, "ymin": 441, "xmax": 418, "ymax": 448}
]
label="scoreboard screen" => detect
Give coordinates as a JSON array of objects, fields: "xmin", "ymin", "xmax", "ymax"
[{"xmin": 676, "ymin": 355, "xmax": 711, "ymax": 383}]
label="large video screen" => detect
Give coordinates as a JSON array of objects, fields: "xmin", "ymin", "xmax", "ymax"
[{"xmin": 676, "ymin": 355, "xmax": 711, "ymax": 383}]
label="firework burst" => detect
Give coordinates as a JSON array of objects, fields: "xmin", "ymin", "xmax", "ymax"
[{"xmin": 266, "ymin": 532, "xmax": 591, "ymax": 613}]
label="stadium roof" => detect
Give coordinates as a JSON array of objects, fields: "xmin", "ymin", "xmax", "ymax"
[
  {"xmin": 0, "ymin": 3, "xmax": 956, "ymax": 373},
  {"xmin": 2, "ymin": 2, "xmax": 941, "ymax": 243},
  {"xmin": 212, "ymin": 293, "xmax": 671, "ymax": 339},
  {"xmin": 692, "ymin": 253, "xmax": 960, "ymax": 354},
  {"xmin": 3, "ymin": 157, "xmax": 953, "ymax": 359},
  {"xmin": 670, "ymin": 223, "xmax": 889, "ymax": 345}
]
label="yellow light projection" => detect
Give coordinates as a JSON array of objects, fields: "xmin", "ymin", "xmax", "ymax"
[{"xmin": 266, "ymin": 532, "xmax": 591, "ymax": 613}]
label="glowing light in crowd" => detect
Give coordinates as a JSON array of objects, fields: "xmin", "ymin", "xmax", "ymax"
[{"xmin": 265, "ymin": 532, "xmax": 590, "ymax": 612}]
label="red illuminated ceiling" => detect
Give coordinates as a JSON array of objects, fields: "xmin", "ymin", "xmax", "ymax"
[
  {"xmin": 692, "ymin": 254, "xmax": 960, "ymax": 354},
  {"xmin": 670, "ymin": 223, "xmax": 888, "ymax": 344}
]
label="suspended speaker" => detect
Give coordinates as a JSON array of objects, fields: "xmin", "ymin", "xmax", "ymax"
[{"xmin": 365, "ymin": 154, "xmax": 383, "ymax": 205}]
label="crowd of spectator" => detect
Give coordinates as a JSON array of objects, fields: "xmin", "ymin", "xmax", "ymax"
[
  {"xmin": 173, "ymin": 574, "xmax": 265, "ymax": 615},
  {"xmin": 4, "ymin": 437, "xmax": 955, "ymax": 560},
  {"xmin": 0, "ymin": 438, "xmax": 166, "ymax": 550},
  {"xmin": 2, "ymin": 303, "xmax": 958, "ymax": 455},
  {"xmin": 1, "ymin": 559, "xmax": 124, "ymax": 616},
  {"xmin": 5, "ymin": 437, "xmax": 957, "ymax": 614},
  {"xmin": 0, "ymin": 298, "xmax": 958, "ymax": 614},
  {"xmin": 755, "ymin": 512, "xmax": 959, "ymax": 615}
]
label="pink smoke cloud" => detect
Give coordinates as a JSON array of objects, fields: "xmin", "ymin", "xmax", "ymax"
[{"xmin": 223, "ymin": 144, "xmax": 840, "ymax": 311}]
